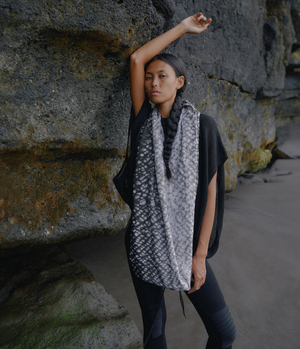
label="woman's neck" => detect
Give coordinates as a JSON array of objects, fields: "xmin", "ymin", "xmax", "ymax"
[{"xmin": 157, "ymin": 96, "xmax": 176, "ymax": 118}]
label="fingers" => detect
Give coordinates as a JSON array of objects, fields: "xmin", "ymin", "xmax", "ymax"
[
  {"xmin": 194, "ymin": 12, "xmax": 212, "ymax": 26},
  {"xmin": 200, "ymin": 17, "xmax": 212, "ymax": 26},
  {"xmin": 188, "ymin": 278, "xmax": 204, "ymax": 294}
]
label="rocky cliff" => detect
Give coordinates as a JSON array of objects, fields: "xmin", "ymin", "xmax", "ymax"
[
  {"xmin": 0, "ymin": 1, "xmax": 300, "ymax": 347},
  {"xmin": 0, "ymin": 0, "xmax": 299, "ymax": 247}
]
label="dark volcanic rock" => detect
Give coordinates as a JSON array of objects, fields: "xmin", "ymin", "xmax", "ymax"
[
  {"xmin": 0, "ymin": 246, "xmax": 142, "ymax": 349},
  {"xmin": 274, "ymin": 0, "xmax": 300, "ymax": 126},
  {"xmin": 276, "ymin": 122, "xmax": 300, "ymax": 158},
  {"xmin": 0, "ymin": 0, "xmax": 299, "ymax": 247},
  {"xmin": 0, "ymin": 148, "xmax": 131, "ymax": 248}
]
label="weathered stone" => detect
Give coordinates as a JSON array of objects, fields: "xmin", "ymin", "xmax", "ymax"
[
  {"xmin": 258, "ymin": 0, "xmax": 296, "ymax": 98},
  {"xmin": 182, "ymin": 69, "xmax": 276, "ymax": 189},
  {"xmin": 245, "ymin": 148, "xmax": 273, "ymax": 173},
  {"xmin": 275, "ymin": 95, "xmax": 300, "ymax": 126},
  {"xmin": 288, "ymin": 48, "xmax": 300, "ymax": 65},
  {"xmin": 0, "ymin": 0, "xmax": 299, "ymax": 247},
  {"xmin": 0, "ymin": 148, "xmax": 131, "ymax": 249},
  {"xmin": 0, "ymin": 246, "xmax": 142, "ymax": 349},
  {"xmin": 292, "ymin": 0, "xmax": 300, "ymax": 46},
  {"xmin": 274, "ymin": 1, "xmax": 300, "ymax": 127},
  {"xmin": 276, "ymin": 122, "xmax": 300, "ymax": 158}
]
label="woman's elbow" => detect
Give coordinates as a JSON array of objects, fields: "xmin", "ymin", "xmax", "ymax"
[
  {"xmin": 130, "ymin": 52, "xmax": 140, "ymax": 65},
  {"xmin": 130, "ymin": 50, "xmax": 145, "ymax": 66}
]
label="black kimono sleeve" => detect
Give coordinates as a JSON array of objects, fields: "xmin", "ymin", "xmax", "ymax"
[{"xmin": 193, "ymin": 114, "xmax": 228, "ymax": 258}]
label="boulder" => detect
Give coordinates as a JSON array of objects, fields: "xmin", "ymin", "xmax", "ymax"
[
  {"xmin": 274, "ymin": 0, "xmax": 300, "ymax": 126},
  {"xmin": 275, "ymin": 122, "xmax": 300, "ymax": 158},
  {"xmin": 0, "ymin": 246, "xmax": 142, "ymax": 349}
]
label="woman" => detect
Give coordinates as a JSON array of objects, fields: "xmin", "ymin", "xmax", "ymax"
[{"xmin": 114, "ymin": 12, "xmax": 236, "ymax": 349}]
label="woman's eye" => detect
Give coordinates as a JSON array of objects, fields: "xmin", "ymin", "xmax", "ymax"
[
  {"xmin": 160, "ymin": 75, "xmax": 166, "ymax": 78},
  {"xmin": 146, "ymin": 76, "xmax": 152, "ymax": 80}
]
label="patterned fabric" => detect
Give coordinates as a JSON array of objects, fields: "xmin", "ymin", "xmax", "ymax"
[{"xmin": 129, "ymin": 101, "xmax": 200, "ymax": 291}]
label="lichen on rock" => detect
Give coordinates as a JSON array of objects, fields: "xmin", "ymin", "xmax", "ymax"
[
  {"xmin": 0, "ymin": 246, "xmax": 142, "ymax": 349},
  {"xmin": 246, "ymin": 148, "xmax": 273, "ymax": 173},
  {"xmin": 0, "ymin": 146, "xmax": 130, "ymax": 248}
]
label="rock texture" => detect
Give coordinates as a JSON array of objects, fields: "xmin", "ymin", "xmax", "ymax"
[
  {"xmin": 275, "ymin": 122, "xmax": 300, "ymax": 158},
  {"xmin": 0, "ymin": 0, "xmax": 299, "ymax": 246},
  {"xmin": 0, "ymin": 1, "xmax": 299, "ymax": 347},
  {"xmin": 0, "ymin": 246, "xmax": 142, "ymax": 349},
  {"xmin": 0, "ymin": 148, "xmax": 130, "ymax": 248},
  {"xmin": 275, "ymin": 0, "xmax": 300, "ymax": 126}
]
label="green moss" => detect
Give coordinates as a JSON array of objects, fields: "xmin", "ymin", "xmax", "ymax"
[
  {"xmin": 246, "ymin": 147, "xmax": 272, "ymax": 173},
  {"xmin": 0, "ymin": 145, "xmax": 124, "ymax": 231},
  {"xmin": 0, "ymin": 317, "xmax": 108, "ymax": 349}
]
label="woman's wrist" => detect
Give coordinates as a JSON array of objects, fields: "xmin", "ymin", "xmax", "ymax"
[
  {"xmin": 178, "ymin": 22, "xmax": 188, "ymax": 34},
  {"xmin": 194, "ymin": 249, "xmax": 207, "ymax": 259},
  {"xmin": 195, "ymin": 252, "xmax": 207, "ymax": 260},
  {"xmin": 195, "ymin": 241, "xmax": 208, "ymax": 259}
]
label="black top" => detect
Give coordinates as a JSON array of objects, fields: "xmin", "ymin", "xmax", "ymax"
[{"xmin": 113, "ymin": 96, "xmax": 228, "ymax": 258}]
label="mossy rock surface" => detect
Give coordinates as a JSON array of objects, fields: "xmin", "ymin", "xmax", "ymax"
[
  {"xmin": 0, "ymin": 147, "xmax": 130, "ymax": 248},
  {"xmin": 0, "ymin": 246, "xmax": 142, "ymax": 349},
  {"xmin": 246, "ymin": 148, "xmax": 273, "ymax": 173}
]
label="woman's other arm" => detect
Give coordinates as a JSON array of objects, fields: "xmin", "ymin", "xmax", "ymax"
[
  {"xmin": 188, "ymin": 171, "xmax": 217, "ymax": 294},
  {"xmin": 130, "ymin": 13, "xmax": 211, "ymax": 117}
]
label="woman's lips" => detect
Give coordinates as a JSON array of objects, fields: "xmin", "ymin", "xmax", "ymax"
[{"xmin": 151, "ymin": 90, "xmax": 160, "ymax": 95}]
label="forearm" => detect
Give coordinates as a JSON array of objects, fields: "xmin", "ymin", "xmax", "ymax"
[
  {"xmin": 130, "ymin": 23, "xmax": 186, "ymax": 65},
  {"xmin": 195, "ymin": 172, "xmax": 217, "ymax": 258},
  {"xmin": 129, "ymin": 12, "xmax": 211, "ymax": 116}
]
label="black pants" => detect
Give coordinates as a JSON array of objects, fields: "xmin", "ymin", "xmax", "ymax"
[{"xmin": 126, "ymin": 230, "xmax": 236, "ymax": 349}]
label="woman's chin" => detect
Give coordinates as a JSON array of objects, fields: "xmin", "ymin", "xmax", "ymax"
[{"xmin": 148, "ymin": 95, "xmax": 162, "ymax": 104}]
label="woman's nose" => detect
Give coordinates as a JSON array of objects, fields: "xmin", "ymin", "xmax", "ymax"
[{"xmin": 152, "ymin": 76, "xmax": 158, "ymax": 87}]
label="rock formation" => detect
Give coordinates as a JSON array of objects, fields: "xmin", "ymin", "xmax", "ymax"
[
  {"xmin": 275, "ymin": 0, "xmax": 300, "ymax": 126},
  {"xmin": 0, "ymin": 0, "xmax": 299, "ymax": 347},
  {"xmin": 0, "ymin": 246, "xmax": 142, "ymax": 348},
  {"xmin": 0, "ymin": 0, "xmax": 299, "ymax": 247}
]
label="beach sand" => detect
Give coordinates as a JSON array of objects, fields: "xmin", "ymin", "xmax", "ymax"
[{"xmin": 65, "ymin": 158, "xmax": 300, "ymax": 348}]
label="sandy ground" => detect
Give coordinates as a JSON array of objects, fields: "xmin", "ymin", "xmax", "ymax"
[{"xmin": 65, "ymin": 158, "xmax": 300, "ymax": 349}]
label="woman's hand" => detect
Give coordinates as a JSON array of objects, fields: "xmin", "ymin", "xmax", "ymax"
[
  {"xmin": 188, "ymin": 253, "xmax": 207, "ymax": 294},
  {"xmin": 180, "ymin": 12, "xmax": 212, "ymax": 34}
]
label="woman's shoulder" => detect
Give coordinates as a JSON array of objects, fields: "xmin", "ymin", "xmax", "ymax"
[{"xmin": 200, "ymin": 113, "xmax": 218, "ymax": 130}]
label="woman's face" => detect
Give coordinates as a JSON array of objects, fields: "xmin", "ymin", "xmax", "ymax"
[{"xmin": 145, "ymin": 60, "xmax": 184, "ymax": 105}]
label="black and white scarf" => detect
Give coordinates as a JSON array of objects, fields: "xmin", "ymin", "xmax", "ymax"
[{"xmin": 129, "ymin": 100, "xmax": 200, "ymax": 291}]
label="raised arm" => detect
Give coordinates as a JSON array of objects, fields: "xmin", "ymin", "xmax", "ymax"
[{"xmin": 130, "ymin": 13, "xmax": 212, "ymax": 117}]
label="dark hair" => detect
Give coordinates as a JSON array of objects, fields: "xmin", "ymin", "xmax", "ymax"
[{"xmin": 145, "ymin": 53, "xmax": 187, "ymax": 179}]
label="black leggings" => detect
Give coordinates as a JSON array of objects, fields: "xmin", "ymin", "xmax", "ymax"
[{"xmin": 126, "ymin": 231, "xmax": 236, "ymax": 348}]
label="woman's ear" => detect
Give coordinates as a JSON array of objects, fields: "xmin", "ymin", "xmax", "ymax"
[{"xmin": 176, "ymin": 76, "xmax": 185, "ymax": 90}]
